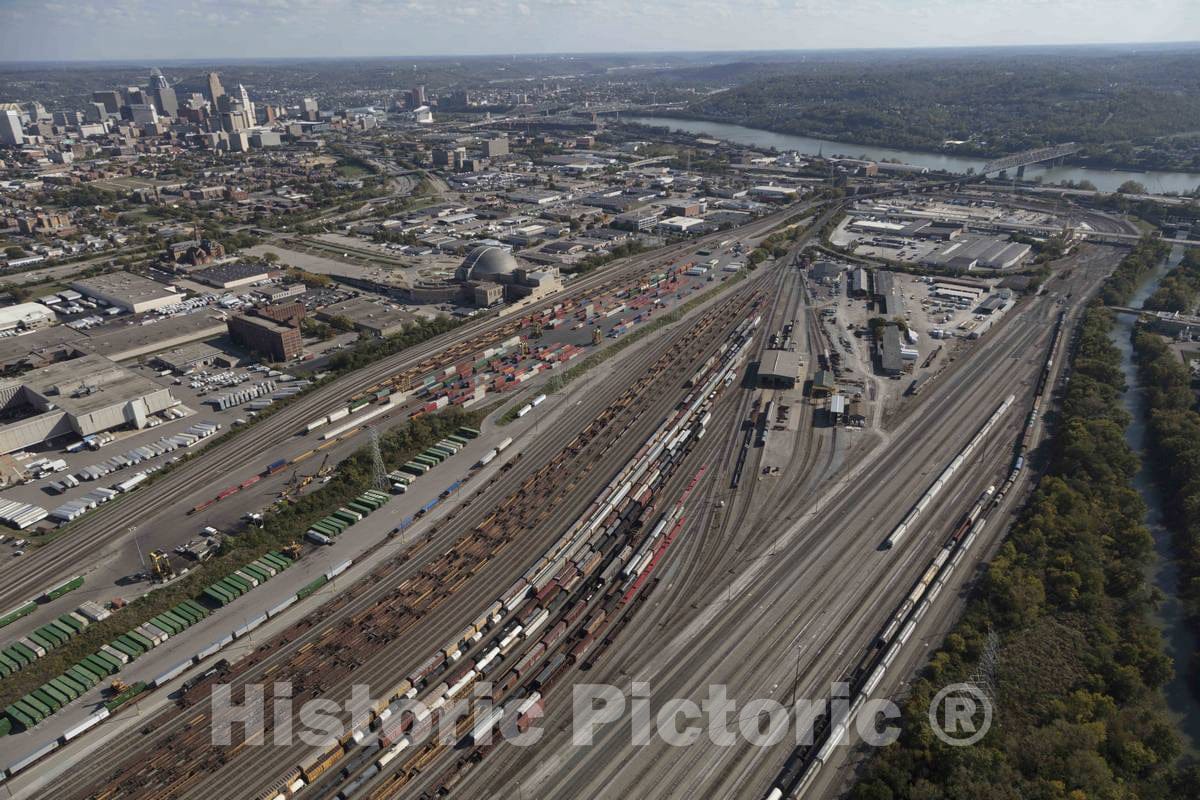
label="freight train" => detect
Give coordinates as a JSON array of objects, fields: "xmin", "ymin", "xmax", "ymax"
[{"xmin": 277, "ymin": 309, "xmax": 762, "ymax": 799}]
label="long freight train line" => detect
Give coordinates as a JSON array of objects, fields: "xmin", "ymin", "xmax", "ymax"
[
  {"xmin": 0, "ymin": 203, "xmax": 817, "ymax": 613},
  {"xmin": 339, "ymin": 267, "xmax": 780, "ymax": 800},
  {"xmin": 615, "ymin": 289, "xmax": 1064, "ymax": 800},
  {"xmin": 39, "ymin": 271, "xmax": 768, "ymax": 800},
  {"xmin": 355, "ymin": 255, "xmax": 811, "ymax": 800},
  {"xmin": 443, "ymin": 273, "xmax": 1071, "ymax": 800},
  {"xmin": 56, "ymin": 272, "xmax": 768, "ymax": 800},
  {"xmin": 181, "ymin": 290, "xmax": 769, "ymax": 800},
  {"xmin": 331, "ymin": 298, "xmax": 761, "ymax": 800},
  {"xmin": 762, "ymin": 317, "xmax": 1067, "ymax": 800}
]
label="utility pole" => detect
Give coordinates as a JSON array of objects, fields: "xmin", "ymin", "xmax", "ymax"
[{"xmin": 131, "ymin": 526, "xmax": 146, "ymax": 576}]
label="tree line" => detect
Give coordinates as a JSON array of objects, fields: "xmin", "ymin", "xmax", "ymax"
[
  {"xmin": 1132, "ymin": 319, "xmax": 1200, "ymax": 697},
  {"xmin": 851, "ymin": 274, "xmax": 1192, "ymax": 798},
  {"xmin": 1144, "ymin": 248, "xmax": 1200, "ymax": 314}
]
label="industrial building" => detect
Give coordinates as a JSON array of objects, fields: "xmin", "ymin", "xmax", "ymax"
[
  {"xmin": 317, "ymin": 297, "xmax": 415, "ymax": 338},
  {"xmin": 0, "ymin": 303, "xmax": 55, "ymax": 333},
  {"xmin": 154, "ymin": 342, "xmax": 231, "ymax": 373},
  {"xmin": 811, "ymin": 370, "xmax": 837, "ymax": 397},
  {"xmin": 192, "ymin": 262, "xmax": 275, "ymax": 289},
  {"xmin": 877, "ymin": 324, "xmax": 904, "ymax": 376},
  {"xmin": 809, "ymin": 261, "xmax": 844, "ymax": 285},
  {"xmin": 921, "ymin": 235, "xmax": 1032, "ymax": 272},
  {"xmin": 758, "ymin": 350, "xmax": 801, "ymax": 389},
  {"xmin": 872, "ymin": 271, "xmax": 903, "ymax": 316},
  {"xmin": 70, "ymin": 272, "xmax": 180, "ymax": 313},
  {"xmin": 849, "ymin": 268, "xmax": 869, "ymax": 297},
  {"xmin": 227, "ymin": 313, "xmax": 302, "ymax": 361},
  {"xmin": 0, "ymin": 354, "xmax": 177, "ymax": 454}
]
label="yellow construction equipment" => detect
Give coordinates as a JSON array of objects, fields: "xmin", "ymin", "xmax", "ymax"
[
  {"xmin": 149, "ymin": 550, "xmax": 174, "ymax": 581},
  {"xmin": 110, "ymin": 679, "xmax": 130, "ymax": 695},
  {"xmin": 592, "ymin": 327, "xmax": 603, "ymax": 346},
  {"xmin": 282, "ymin": 542, "xmax": 303, "ymax": 560}
]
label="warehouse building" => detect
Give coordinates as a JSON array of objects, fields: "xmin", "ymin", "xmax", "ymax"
[
  {"xmin": 0, "ymin": 303, "xmax": 56, "ymax": 333},
  {"xmin": 922, "ymin": 235, "xmax": 1032, "ymax": 272},
  {"xmin": 154, "ymin": 342, "xmax": 231, "ymax": 373},
  {"xmin": 192, "ymin": 262, "xmax": 275, "ymax": 290},
  {"xmin": 872, "ymin": 270, "xmax": 903, "ymax": 316},
  {"xmin": 0, "ymin": 354, "xmax": 177, "ymax": 454},
  {"xmin": 877, "ymin": 324, "xmax": 904, "ymax": 376},
  {"xmin": 811, "ymin": 370, "xmax": 837, "ymax": 397},
  {"xmin": 75, "ymin": 312, "xmax": 228, "ymax": 362},
  {"xmin": 70, "ymin": 273, "xmax": 179, "ymax": 313},
  {"xmin": 758, "ymin": 350, "xmax": 801, "ymax": 389},
  {"xmin": 849, "ymin": 268, "xmax": 869, "ymax": 297},
  {"xmin": 317, "ymin": 297, "xmax": 414, "ymax": 338}
]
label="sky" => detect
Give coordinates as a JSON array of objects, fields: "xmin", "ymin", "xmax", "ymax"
[{"xmin": 1, "ymin": 0, "xmax": 1198, "ymax": 62}]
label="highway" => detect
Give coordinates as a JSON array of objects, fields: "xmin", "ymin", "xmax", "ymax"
[{"xmin": 0, "ymin": 200, "xmax": 818, "ymax": 614}]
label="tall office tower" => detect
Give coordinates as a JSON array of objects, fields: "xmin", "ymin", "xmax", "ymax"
[
  {"xmin": 85, "ymin": 101, "xmax": 107, "ymax": 123},
  {"xmin": 150, "ymin": 69, "xmax": 178, "ymax": 118},
  {"xmin": 206, "ymin": 72, "xmax": 225, "ymax": 105},
  {"xmin": 92, "ymin": 90, "xmax": 121, "ymax": 115},
  {"xmin": 125, "ymin": 87, "xmax": 146, "ymax": 107},
  {"xmin": 237, "ymin": 84, "xmax": 255, "ymax": 128},
  {"xmin": 301, "ymin": 97, "xmax": 318, "ymax": 121},
  {"xmin": 0, "ymin": 110, "xmax": 24, "ymax": 146},
  {"xmin": 130, "ymin": 104, "xmax": 159, "ymax": 125}
]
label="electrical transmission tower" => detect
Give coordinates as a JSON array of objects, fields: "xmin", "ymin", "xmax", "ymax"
[
  {"xmin": 967, "ymin": 627, "xmax": 1000, "ymax": 702},
  {"xmin": 368, "ymin": 426, "xmax": 389, "ymax": 491}
]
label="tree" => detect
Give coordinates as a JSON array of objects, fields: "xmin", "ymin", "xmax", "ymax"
[
  {"xmin": 261, "ymin": 251, "xmax": 280, "ymax": 264},
  {"xmin": 4, "ymin": 246, "xmax": 25, "ymax": 259},
  {"xmin": 1117, "ymin": 180, "xmax": 1148, "ymax": 195}
]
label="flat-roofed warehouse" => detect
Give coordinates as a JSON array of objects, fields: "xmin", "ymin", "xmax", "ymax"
[
  {"xmin": 759, "ymin": 349, "xmax": 801, "ymax": 389},
  {"xmin": 0, "ymin": 353, "xmax": 177, "ymax": 453},
  {"xmin": 317, "ymin": 297, "xmax": 415, "ymax": 338},
  {"xmin": 192, "ymin": 262, "xmax": 274, "ymax": 290},
  {"xmin": 922, "ymin": 235, "xmax": 1032, "ymax": 271},
  {"xmin": 70, "ymin": 272, "xmax": 180, "ymax": 313}
]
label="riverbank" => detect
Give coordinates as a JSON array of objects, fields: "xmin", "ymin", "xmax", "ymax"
[
  {"xmin": 624, "ymin": 116, "xmax": 1200, "ymax": 195},
  {"xmin": 1123, "ymin": 244, "xmax": 1200, "ymax": 746},
  {"xmin": 849, "ymin": 294, "xmax": 1189, "ymax": 799}
]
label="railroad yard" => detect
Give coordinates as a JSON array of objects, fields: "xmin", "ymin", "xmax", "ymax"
[{"xmin": 0, "ymin": 148, "xmax": 1145, "ymax": 800}]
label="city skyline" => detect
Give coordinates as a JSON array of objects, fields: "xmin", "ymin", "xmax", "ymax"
[{"xmin": 1, "ymin": 0, "xmax": 1198, "ymax": 62}]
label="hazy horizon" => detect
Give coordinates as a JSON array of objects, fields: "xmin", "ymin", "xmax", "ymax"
[{"xmin": 1, "ymin": 0, "xmax": 1198, "ymax": 63}]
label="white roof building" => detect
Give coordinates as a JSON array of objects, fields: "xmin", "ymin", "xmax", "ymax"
[{"xmin": 0, "ymin": 303, "xmax": 55, "ymax": 332}]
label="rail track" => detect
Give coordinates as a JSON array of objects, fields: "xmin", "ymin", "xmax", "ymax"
[
  {"xmin": 53, "ymin": 259, "xmax": 775, "ymax": 800},
  {"xmin": 0, "ymin": 204, "xmax": 818, "ymax": 613}
]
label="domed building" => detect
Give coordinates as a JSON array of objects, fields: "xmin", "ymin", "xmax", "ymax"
[
  {"xmin": 455, "ymin": 245, "xmax": 520, "ymax": 283},
  {"xmin": 407, "ymin": 243, "xmax": 562, "ymax": 308}
]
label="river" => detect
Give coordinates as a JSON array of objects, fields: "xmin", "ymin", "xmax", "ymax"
[
  {"xmin": 1110, "ymin": 244, "xmax": 1200, "ymax": 748},
  {"xmin": 625, "ymin": 116, "xmax": 1200, "ymax": 196}
]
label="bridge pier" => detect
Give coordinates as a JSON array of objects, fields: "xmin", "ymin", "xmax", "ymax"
[{"xmin": 1016, "ymin": 165, "xmax": 1026, "ymax": 179}]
